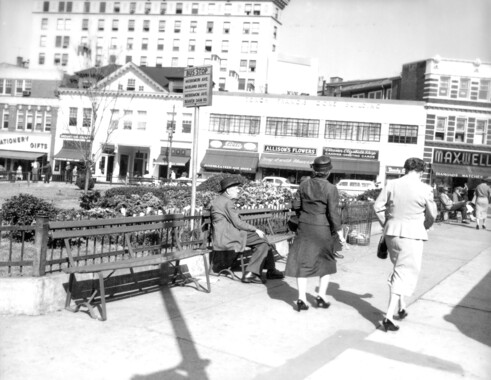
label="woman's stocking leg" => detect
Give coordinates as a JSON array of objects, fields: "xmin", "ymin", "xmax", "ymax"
[
  {"xmin": 317, "ymin": 274, "xmax": 331, "ymax": 300},
  {"xmin": 297, "ymin": 277, "xmax": 308, "ymax": 303}
]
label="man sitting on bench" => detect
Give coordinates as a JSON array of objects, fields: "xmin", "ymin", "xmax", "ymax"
[
  {"xmin": 438, "ymin": 186, "xmax": 470, "ymax": 224},
  {"xmin": 211, "ymin": 177, "xmax": 284, "ymax": 284}
]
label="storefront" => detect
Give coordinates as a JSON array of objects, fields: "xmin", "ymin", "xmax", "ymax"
[
  {"xmin": 430, "ymin": 148, "xmax": 491, "ymax": 198},
  {"xmin": 0, "ymin": 132, "xmax": 50, "ymax": 179},
  {"xmin": 53, "ymin": 138, "xmax": 89, "ymax": 181},
  {"xmin": 323, "ymin": 146, "xmax": 380, "ymax": 184},
  {"xmin": 155, "ymin": 147, "xmax": 191, "ymax": 179},
  {"xmin": 258, "ymin": 145, "xmax": 317, "ymax": 183},
  {"xmin": 200, "ymin": 139, "xmax": 259, "ymax": 180},
  {"xmin": 385, "ymin": 166, "xmax": 405, "ymax": 183}
]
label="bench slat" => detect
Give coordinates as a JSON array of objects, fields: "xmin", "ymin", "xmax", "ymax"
[{"xmin": 49, "ymin": 214, "xmax": 184, "ymax": 230}]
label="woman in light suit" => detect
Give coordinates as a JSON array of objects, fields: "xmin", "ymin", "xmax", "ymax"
[{"xmin": 374, "ymin": 158, "xmax": 437, "ymax": 332}]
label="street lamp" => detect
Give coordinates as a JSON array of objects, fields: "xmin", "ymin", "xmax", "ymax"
[{"xmin": 166, "ymin": 105, "xmax": 176, "ymax": 180}]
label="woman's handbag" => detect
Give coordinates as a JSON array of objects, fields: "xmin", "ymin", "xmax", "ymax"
[
  {"xmin": 287, "ymin": 214, "xmax": 299, "ymax": 232},
  {"xmin": 377, "ymin": 236, "xmax": 388, "ymax": 259}
]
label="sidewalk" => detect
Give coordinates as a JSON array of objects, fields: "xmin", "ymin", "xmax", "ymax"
[{"xmin": 1, "ymin": 222, "xmax": 490, "ymax": 380}]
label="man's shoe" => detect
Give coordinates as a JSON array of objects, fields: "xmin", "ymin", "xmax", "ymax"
[
  {"xmin": 266, "ymin": 269, "xmax": 284, "ymax": 280},
  {"xmin": 242, "ymin": 272, "xmax": 263, "ymax": 284},
  {"xmin": 333, "ymin": 251, "xmax": 344, "ymax": 259},
  {"xmin": 462, "ymin": 220, "xmax": 470, "ymax": 224}
]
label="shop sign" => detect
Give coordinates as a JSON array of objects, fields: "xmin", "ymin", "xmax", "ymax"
[
  {"xmin": 209, "ymin": 139, "xmax": 258, "ymax": 152},
  {"xmin": 264, "ymin": 145, "xmax": 316, "ymax": 156},
  {"xmin": 323, "ymin": 146, "xmax": 378, "ymax": 160},
  {"xmin": 0, "ymin": 133, "xmax": 50, "ymax": 152},
  {"xmin": 160, "ymin": 147, "xmax": 191, "ymax": 157},
  {"xmin": 433, "ymin": 149, "xmax": 491, "ymax": 167},
  {"xmin": 183, "ymin": 65, "xmax": 213, "ymax": 108},
  {"xmin": 386, "ymin": 166, "xmax": 405, "ymax": 175},
  {"xmin": 60, "ymin": 133, "xmax": 89, "ymax": 141}
]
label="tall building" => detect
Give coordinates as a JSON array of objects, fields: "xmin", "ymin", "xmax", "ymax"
[{"xmin": 29, "ymin": 0, "xmax": 291, "ymax": 93}]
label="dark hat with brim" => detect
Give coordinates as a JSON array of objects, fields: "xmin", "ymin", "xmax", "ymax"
[
  {"xmin": 311, "ymin": 155, "xmax": 333, "ymax": 172},
  {"xmin": 219, "ymin": 177, "xmax": 241, "ymax": 193}
]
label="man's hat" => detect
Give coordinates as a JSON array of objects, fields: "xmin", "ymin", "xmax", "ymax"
[
  {"xmin": 311, "ymin": 155, "xmax": 333, "ymax": 172},
  {"xmin": 219, "ymin": 177, "xmax": 241, "ymax": 193}
]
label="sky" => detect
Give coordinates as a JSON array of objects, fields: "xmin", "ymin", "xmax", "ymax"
[{"xmin": 0, "ymin": 0, "xmax": 489, "ymax": 80}]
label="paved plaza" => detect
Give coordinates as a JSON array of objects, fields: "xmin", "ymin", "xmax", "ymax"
[{"xmin": 0, "ymin": 220, "xmax": 490, "ymax": 380}]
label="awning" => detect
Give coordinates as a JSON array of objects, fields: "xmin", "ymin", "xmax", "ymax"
[
  {"xmin": 0, "ymin": 150, "xmax": 46, "ymax": 160},
  {"xmin": 258, "ymin": 153, "xmax": 313, "ymax": 170},
  {"xmin": 330, "ymin": 157, "xmax": 380, "ymax": 175},
  {"xmin": 432, "ymin": 163, "xmax": 491, "ymax": 179},
  {"xmin": 54, "ymin": 148, "xmax": 85, "ymax": 161},
  {"xmin": 201, "ymin": 150, "xmax": 259, "ymax": 173},
  {"xmin": 154, "ymin": 154, "xmax": 190, "ymax": 167}
]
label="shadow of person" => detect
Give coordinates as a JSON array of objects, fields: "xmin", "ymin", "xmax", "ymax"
[
  {"xmin": 327, "ymin": 282, "xmax": 383, "ymax": 327},
  {"xmin": 265, "ymin": 280, "xmax": 322, "ymax": 311}
]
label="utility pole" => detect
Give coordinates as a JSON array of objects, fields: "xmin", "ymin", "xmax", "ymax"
[{"xmin": 166, "ymin": 104, "xmax": 175, "ymax": 180}]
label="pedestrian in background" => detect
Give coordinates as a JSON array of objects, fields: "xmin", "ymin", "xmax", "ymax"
[
  {"xmin": 72, "ymin": 166, "xmax": 78, "ymax": 183},
  {"xmin": 285, "ymin": 155, "xmax": 347, "ymax": 312},
  {"xmin": 43, "ymin": 161, "xmax": 52, "ymax": 184},
  {"xmin": 65, "ymin": 162, "xmax": 72, "ymax": 183},
  {"xmin": 31, "ymin": 161, "xmax": 39, "ymax": 182},
  {"xmin": 473, "ymin": 177, "xmax": 491, "ymax": 230},
  {"xmin": 374, "ymin": 157, "xmax": 437, "ymax": 332},
  {"xmin": 16, "ymin": 165, "xmax": 22, "ymax": 180}
]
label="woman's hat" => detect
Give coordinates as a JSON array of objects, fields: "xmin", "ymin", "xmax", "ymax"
[
  {"xmin": 219, "ymin": 177, "xmax": 241, "ymax": 192},
  {"xmin": 484, "ymin": 176, "xmax": 491, "ymax": 183},
  {"xmin": 311, "ymin": 155, "xmax": 333, "ymax": 172}
]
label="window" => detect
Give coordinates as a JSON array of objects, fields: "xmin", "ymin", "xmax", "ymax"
[
  {"xmin": 190, "ymin": 21, "xmax": 197, "ymax": 33},
  {"xmin": 112, "ymin": 19, "xmax": 119, "ymax": 31},
  {"xmin": 173, "ymin": 39, "xmax": 180, "ymax": 51},
  {"xmin": 171, "ymin": 57, "xmax": 178, "ymax": 67},
  {"xmin": 352, "ymin": 94, "xmax": 365, "ymax": 98},
  {"xmin": 45, "ymin": 112, "xmax": 52, "ymax": 131},
  {"xmin": 156, "ymin": 56, "xmax": 163, "ymax": 67},
  {"xmin": 160, "ymin": 2, "xmax": 167, "ymax": 14},
  {"xmin": 474, "ymin": 120, "xmax": 487, "ymax": 144},
  {"xmin": 55, "ymin": 36, "xmax": 62, "ymax": 47},
  {"xmin": 250, "ymin": 41, "xmax": 258, "ymax": 54},
  {"xmin": 478, "ymin": 79, "xmax": 490, "ymax": 100},
  {"xmin": 325, "ymin": 120, "xmax": 381, "ymax": 141},
  {"xmin": 176, "ymin": 3, "xmax": 183, "ymax": 14},
  {"xmin": 272, "ymin": 44, "xmax": 276, "ymax": 52},
  {"xmin": 128, "ymin": 20, "xmax": 135, "ymax": 31},
  {"xmin": 243, "ymin": 22, "xmax": 250, "ymax": 34},
  {"xmin": 59, "ymin": 1, "xmax": 65, "ymax": 12},
  {"xmin": 247, "ymin": 79, "xmax": 255, "ymax": 91},
  {"xmin": 439, "ymin": 77, "xmax": 450, "ymax": 96},
  {"xmin": 459, "ymin": 78, "xmax": 470, "ymax": 98},
  {"xmin": 207, "ymin": 21, "xmax": 214, "ymax": 33},
  {"xmin": 96, "ymin": 54, "xmax": 102, "ymax": 66},
  {"xmin": 62, "ymin": 54, "xmax": 69, "ymax": 66},
  {"xmin": 137, "ymin": 111, "xmax": 147, "ymax": 130},
  {"xmin": 455, "ymin": 117, "xmax": 466, "ymax": 142},
  {"xmin": 245, "ymin": 4, "xmax": 251, "ymax": 15},
  {"xmin": 64, "ymin": 19, "xmax": 71, "ymax": 30},
  {"xmin": 174, "ymin": 20, "xmax": 181, "ymax": 33},
  {"xmin": 63, "ymin": 36, "xmax": 70, "ymax": 48},
  {"xmin": 219, "ymin": 77, "xmax": 226, "ymax": 91},
  {"xmin": 225, "ymin": 3, "xmax": 232, "ymax": 14},
  {"xmin": 251, "ymin": 22, "xmax": 259, "ymax": 34},
  {"xmin": 159, "ymin": 20, "xmax": 166, "ymax": 32},
  {"xmin": 125, "ymin": 56, "xmax": 132, "ymax": 63},
  {"xmin": 15, "ymin": 80, "xmax": 23, "ymax": 96},
  {"xmin": 82, "ymin": 108, "xmax": 92, "ymax": 127},
  {"xmin": 140, "ymin": 56, "xmax": 147, "ymax": 66},
  {"xmin": 26, "ymin": 110, "xmax": 34, "ymax": 130},
  {"xmin": 40, "ymin": 35, "xmax": 46, "ymax": 47},
  {"xmin": 110, "ymin": 109, "xmax": 119, "ymax": 130},
  {"xmin": 123, "ymin": 110, "xmax": 133, "ymax": 130},
  {"xmin": 253, "ymin": 4, "xmax": 261, "ymax": 15},
  {"xmin": 43, "ymin": 1, "xmax": 49, "ymax": 12},
  {"xmin": 239, "ymin": 60, "xmax": 247, "ymax": 72},
  {"xmin": 368, "ymin": 91, "xmax": 382, "ymax": 99},
  {"xmin": 238, "ymin": 78, "xmax": 245, "ymax": 90},
  {"xmin": 39, "ymin": 53, "xmax": 45, "ymax": 65},
  {"xmin": 24, "ymin": 80, "xmax": 32, "ymax": 94},
  {"xmin": 142, "ymin": 38, "xmax": 148, "ymax": 50},
  {"xmin": 98, "ymin": 19, "xmax": 104, "ymax": 31},
  {"xmin": 16, "ymin": 110, "xmax": 25, "ymax": 130},
  {"xmin": 2, "ymin": 109, "xmax": 9, "ymax": 129},
  {"xmin": 138, "ymin": 86, "xmax": 143, "ymax": 91},
  {"xmin": 127, "ymin": 37, "xmax": 133, "ymax": 50},
  {"xmin": 41, "ymin": 18, "xmax": 48, "ymax": 29},
  {"xmin": 273, "ymin": 26, "xmax": 277, "ymax": 39},
  {"xmin": 114, "ymin": 2, "xmax": 120, "ymax": 12},
  {"xmin": 157, "ymin": 38, "xmax": 164, "ymax": 50},
  {"xmin": 188, "ymin": 39, "xmax": 195, "ymax": 52},
  {"xmin": 388, "ymin": 124, "xmax": 418, "ymax": 144},
  {"xmin": 57, "ymin": 18, "xmax": 64, "ymax": 30},
  {"xmin": 99, "ymin": 2, "xmax": 106, "ymax": 12},
  {"xmin": 143, "ymin": 20, "xmax": 150, "ymax": 32},
  {"xmin": 54, "ymin": 53, "xmax": 61, "ymax": 65},
  {"xmin": 144, "ymin": 2, "xmax": 151, "ymax": 14},
  {"xmin": 129, "ymin": 2, "xmax": 136, "ymax": 14},
  {"xmin": 208, "ymin": 3, "xmax": 215, "ymax": 13},
  {"xmin": 223, "ymin": 22, "xmax": 230, "ymax": 34},
  {"xmin": 386, "ymin": 88, "xmax": 392, "ymax": 99},
  {"xmin": 241, "ymin": 41, "xmax": 248, "ymax": 53},
  {"xmin": 127, "ymin": 79, "xmax": 135, "ymax": 91},
  {"xmin": 221, "ymin": 40, "xmax": 229, "ymax": 53},
  {"xmin": 209, "ymin": 114, "xmax": 260, "ymax": 134},
  {"xmin": 266, "ymin": 117, "xmax": 320, "ymax": 138},
  {"xmin": 82, "ymin": 19, "xmax": 89, "ymax": 30},
  {"xmin": 220, "ymin": 59, "xmax": 227, "ymax": 72},
  {"xmin": 249, "ymin": 60, "xmax": 256, "ymax": 72},
  {"xmin": 205, "ymin": 40, "xmax": 212, "ymax": 52},
  {"xmin": 192, "ymin": 3, "xmax": 199, "ymax": 14},
  {"xmin": 69, "ymin": 107, "xmax": 77, "ymax": 126},
  {"xmin": 84, "ymin": 2, "xmax": 90, "ymax": 13},
  {"xmin": 35, "ymin": 112, "xmax": 43, "ymax": 131}
]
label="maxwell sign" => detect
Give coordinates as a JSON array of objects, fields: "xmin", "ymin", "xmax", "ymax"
[{"xmin": 433, "ymin": 149, "xmax": 491, "ymax": 167}]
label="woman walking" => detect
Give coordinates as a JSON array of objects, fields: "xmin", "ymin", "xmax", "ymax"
[
  {"xmin": 473, "ymin": 177, "xmax": 491, "ymax": 230},
  {"xmin": 285, "ymin": 155, "xmax": 347, "ymax": 312},
  {"xmin": 373, "ymin": 158, "xmax": 437, "ymax": 332}
]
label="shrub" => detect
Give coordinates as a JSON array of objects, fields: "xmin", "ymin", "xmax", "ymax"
[
  {"xmin": 76, "ymin": 174, "xmax": 96, "ymax": 190},
  {"xmin": 197, "ymin": 173, "xmax": 249, "ymax": 192},
  {"xmin": 79, "ymin": 190, "xmax": 101, "ymax": 210}
]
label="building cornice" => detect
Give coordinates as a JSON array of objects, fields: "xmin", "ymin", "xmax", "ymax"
[{"xmin": 425, "ymin": 140, "xmax": 491, "ymax": 152}]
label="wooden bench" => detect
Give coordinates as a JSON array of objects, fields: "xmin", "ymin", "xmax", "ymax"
[
  {"xmin": 127, "ymin": 177, "xmax": 155, "ymax": 186},
  {"xmin": 49, "ymin": 214, "xmax": 210, "ymax": 321}
]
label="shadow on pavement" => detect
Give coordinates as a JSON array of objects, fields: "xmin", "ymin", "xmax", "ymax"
[
  {"xmin": 327, "ymin": 282, "xmax": 382, "ymax": 327},
  {"xmin": 130, "ymin": 286, "xmax": 211, "ymax": 380},
  {"xmin": 444, "ymin": 270, "xmax": 491, "ymax": 347}
]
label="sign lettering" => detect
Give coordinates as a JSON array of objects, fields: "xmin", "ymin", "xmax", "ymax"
[{"xmin": 183, "ymin": 65, "xmax": 213, "ymax": 108}]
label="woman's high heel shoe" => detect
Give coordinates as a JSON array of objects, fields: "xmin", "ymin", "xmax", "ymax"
[
  {"xmin": 296, "ymin": 299, "xmax": 309, "ymax": 312},
  {"xmin": 397, "ymin": 309, "xmax": 408, "ymax": 320},
  {"xmin": 382, "ymin": 318, "xmax": 400, "ymax": 332},
  {"xmin": 315, "ymin": 296, "xmax": 331, "ymax": 309}
]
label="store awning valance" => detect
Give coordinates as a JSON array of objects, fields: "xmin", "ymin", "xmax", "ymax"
[
  {"xmin": 154, "ymin": 155, "xmax": 190, "ymax": 167},
  {"xmin": 0, "ymin": 150, "xmax": 46, "ymax": 160},
  {"xmin": 258, "ymin": 153, "xmax": 314, "ymax": 170},
  {"xmin": 54, "ymin": 148, "xmax": 85, "ymax": 162},
  {"xmin": 432, "ymin": 163, "xmax": 491, "ymax": 179},
  {"xmin": 201, "ymin": 150, "xmax": 259, "ymax": 173},
  {"xmin": 330, "ymin": 157, "xmax": 380, "ymax": 175}
]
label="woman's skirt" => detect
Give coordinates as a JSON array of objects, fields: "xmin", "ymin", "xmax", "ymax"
[
  {"xmin": 386, "ymin": 236, "xmax": 423, "ymax": 296},
  {"xmin": 285, "ymin": 222, "xmax": 336, "ymax": 278},
  {"xmin": 475, "ymin": 196, "xmax": 489, "ymax": 219}
]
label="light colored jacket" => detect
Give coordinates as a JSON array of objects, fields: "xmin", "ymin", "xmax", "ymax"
[
  {"xmin": 373, "ymin": 173, "xmax": 437, "ymax": 241},
  {"xmin": 210, "ymin": 194, "xmax": 256, "ymax": 252}
]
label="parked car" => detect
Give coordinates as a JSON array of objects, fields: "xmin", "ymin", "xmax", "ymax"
[
  {"xmin": 336, "ymin": 179, "xmax": 376, "ymax": 196},
  {"xmin": 262, "ymin": 176, "xmax": 299, "ymax": 190}
]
